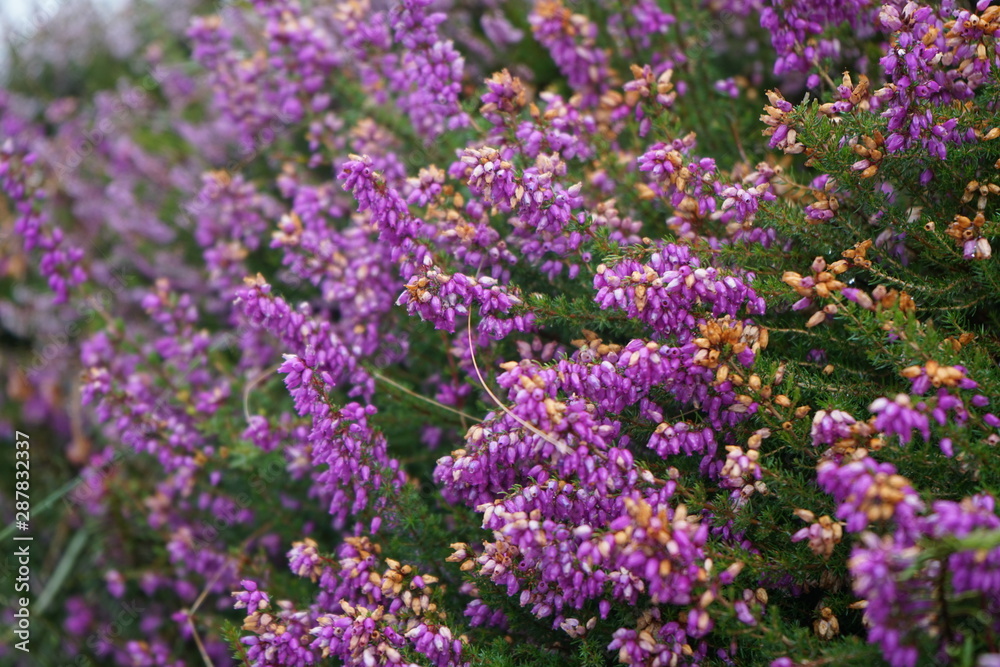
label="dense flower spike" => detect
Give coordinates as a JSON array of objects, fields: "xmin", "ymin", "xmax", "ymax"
[
  {"xmin": 188, "ymin": 170, "xmax": 281, "ymax": 306},
  {"xmin": 388, "ymin": 0, "xmax": 471, "ymax": 139},
  {"xmin": 235, "ymin": 274, "xmax": 373, "ymax": 398},
  {"xmin": 817, "ymin": 455, "xmax": 924, "ymax": 533},
  {"xmin": 594, "ymin": 242, "xmax": 765, "ymax": 341},
  {"xmin": 235, "ymin": 538, "xmax": 468, "ymax": 667},
  {"xmin": 761, "ymin": 0, "xmax": 879, "ymax": 82},
  {"xmin": 1, "ymin": 131, "xmax": 87, "ymax": 302},
  {"xmin": 875, "ymin": 1, "xmax": 990, "ymax": 159},
  {"xmin": 529, "ymin": 0, "xmax": 610, "ymax": 105}
]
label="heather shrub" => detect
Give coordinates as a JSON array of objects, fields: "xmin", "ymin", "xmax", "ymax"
[{"xmin": 4, "ymin": 1, "xmax": 1000, "ymax": 666}]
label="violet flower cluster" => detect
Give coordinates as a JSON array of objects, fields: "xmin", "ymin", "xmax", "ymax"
[{"xmin": 7, "ymin": 1, "xmax": 1000, "ymax": 667}]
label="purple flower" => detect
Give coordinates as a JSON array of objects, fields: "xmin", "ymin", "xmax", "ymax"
[{"xmin": 870, "ymin": 394, "xmax": 930, "ymax": 445}]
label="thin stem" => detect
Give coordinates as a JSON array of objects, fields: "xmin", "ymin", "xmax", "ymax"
[
  {"xmin": 243, "ymin": 362, "xmax": 282, "ymax": 422},
  {"xmin": 372, "ymin": 369, "xmax": 479, "ymax": 422},
  {"xmin": 465, "ymin": 309, "xmax": 571, "ymax": 454}
]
